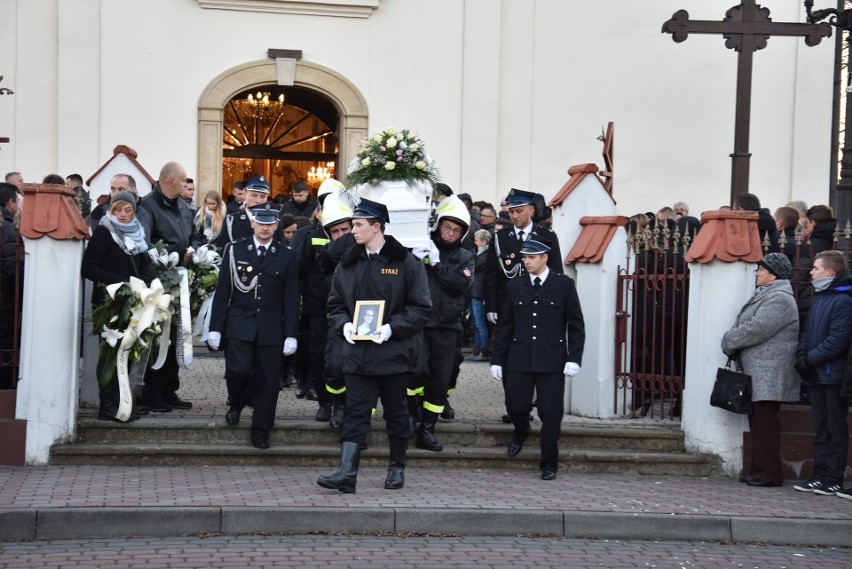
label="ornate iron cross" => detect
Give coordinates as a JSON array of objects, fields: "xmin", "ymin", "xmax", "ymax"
[{"xmin": 663, "ymin": 0, "xmax": 831, "ymax": 203}]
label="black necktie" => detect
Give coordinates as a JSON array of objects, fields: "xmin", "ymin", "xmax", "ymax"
[
  {"xmin": 257, "ymin": 245, "xmax": 266, "ymax": 258},
  {"xmin": 533, "ymin": 276, "xmax": 541, "ymax": 289},
  {"xmin": 518, "ymin": 230, "xmax": 526, "ymax": 242}
]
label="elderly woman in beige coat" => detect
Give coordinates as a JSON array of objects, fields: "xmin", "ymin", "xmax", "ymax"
[{"xmin": 721, "ymin": 253, "xmax": 800, "ymax": 488}]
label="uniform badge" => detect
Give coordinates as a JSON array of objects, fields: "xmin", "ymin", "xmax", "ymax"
[
  {"xmin": 505, "ymin": 259, "xmax": 512, "ymax": 266},
  {"xmin": 242, "ymin": 276, "xmax": 248, "ymax": 283},
  {"xmin": 510, "ymin": 253, "xmax": 515, "ymax": 259},
  {"xmin": 247, "ymin": 266, "xmax": 253, "ymax": 273}
]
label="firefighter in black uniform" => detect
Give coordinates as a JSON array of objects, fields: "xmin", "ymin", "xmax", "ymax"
[
  {"xmin": 317, "ymin": 199, "xmax": 431, "ymax": 493},
  {"xmin": 484, "ymin": 188, "xmax": 563, "ymax": 422},
  {"xmin": 490, "ymin": 236, "xmax": 585, "ymax": 480},
  {"xmin": 298, "ymin": 180, "xmax": 354, "ymax": 424},
  {"xmin": 210, "ymin": 176, "xmax": 283, "ymax": 251},
  {"xmin": 409, "ymin": 195, "xmax": 474, "ymax": 451},
  {"xmin": 207, "ymin": 203, "xmax": 300, "ymax": 450}
]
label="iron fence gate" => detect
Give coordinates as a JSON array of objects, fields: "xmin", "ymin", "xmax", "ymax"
[{"xmin": 615, "ymin": 223, "xmax": 692, "ymax": 420}]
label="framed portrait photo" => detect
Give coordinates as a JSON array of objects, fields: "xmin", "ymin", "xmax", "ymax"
[{"xmin": 352, "ymin": 300, "xmax": 386, "ymax": 340}]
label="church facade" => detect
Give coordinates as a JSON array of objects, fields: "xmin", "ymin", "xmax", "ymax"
[{"xmin": 0, "ymin": 0, "xmax": 838, "ymax": 216}]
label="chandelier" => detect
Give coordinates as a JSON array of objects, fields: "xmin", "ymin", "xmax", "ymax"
[
  {"xmin": 307, "ymin": 162, "xmax": 335, "ymax": 188},
  {"xmin": 235, "ymin": 91, "xmax": 285, "ymax": 121}
]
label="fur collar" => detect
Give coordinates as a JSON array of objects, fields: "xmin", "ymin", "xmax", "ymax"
[{"xmin": 341, "ymin": 234, "xmax": 408, "ymax": 267}]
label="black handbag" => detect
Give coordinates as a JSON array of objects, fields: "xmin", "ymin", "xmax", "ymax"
[{"xmin": 710, "ymin": 356, "xmax": 753, "ymax": 414}]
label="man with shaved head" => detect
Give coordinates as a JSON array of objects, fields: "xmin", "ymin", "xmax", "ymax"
[{"xmin": 138, "ymin": 161, "xmax": 205, "ymax": 413}]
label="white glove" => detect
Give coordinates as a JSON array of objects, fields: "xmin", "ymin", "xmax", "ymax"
[
  {"xmin": 487, "ymin": 312, "xmax": 499, "ymax": 325},
  {"xmin": 372, "ymin": 323, "xmax": 392, "ymax": 344},
  {"xmin": 428, "ymin": 241, "xmax": 441, "ymax": 264},
  {"xmin": 411, "ymin": 246, "xmax": 430, "ymax": 261},
  {"xmin": 206, "ymin": 331, "xmax": 221, "ymax": 351},
  {"xmin": 343, "ymin": 322, "xmax": 355, "ymax": 344},
  {"xmin": 490, "ymin": 365, "xmax": 503, "ymax": 381},
  {"xmin": 283, "ymin": 337, "xmax": 298, "ymax": 356},
  {"xmin": 564, "ymin": 362, "xmax": 581, "ymax": 377}
]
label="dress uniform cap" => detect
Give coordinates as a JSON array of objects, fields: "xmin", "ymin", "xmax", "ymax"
[
  {"xmin": 250, "ymin": 203, "xmax": 281, "ymax": 224},
  {"xmin": 243, "ymin": 176, "xmax": 270, "ymax": 194},
  {"xmin": 519, "ymin": 236, "xmax": 552, "ymax": 255},
  {"xmin": 506, "ymin": 188, "xmax": 535, "ymax": 208},
  {"xmin": 352, "ymin": 198, "xmax": 390, "ymax": 224}
]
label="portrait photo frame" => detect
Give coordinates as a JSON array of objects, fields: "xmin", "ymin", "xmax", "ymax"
[{"xmin": 352, "ymin": 300, "xmax": 386, "ymax": 340}]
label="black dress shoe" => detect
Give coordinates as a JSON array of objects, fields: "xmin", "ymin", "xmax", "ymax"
[
  {"xmin": 251, "ymin": 432, "xmax": 270, "ymax": 449},
  {"xmin": 739, "ymin": 475, "xmax": 753, "ymax": 484},
  {"xmin": 746, "ymin": 478, "xmax": 781, "ymax": 487},
  {"xmin": 315, "ymin": 406, "xmax": 332, "ymax": 422},
  {"xmin": 139, "ymin": 399, "xmax": 172, "ymax": 413},
  {"xmin": 295, "ymin": 385, "xmax": 306, "ymax": 399},
  {"xmin": 225, "ymin": 406, "xmax": 243, "ymax": 426},
  {"xmin": 507, "ymin": 441, "xmax": 524, "ymax": 457},
  {"xmin": 305, "ymin": 387, "xmax": 319, "ymax": 401},
  {"xmin": 166, "ymin": 397, "xmax": 193, "ymax": 410},
  {"xmin": 541, "ymin": 470, "xmax": 557, "ymax": 481}
]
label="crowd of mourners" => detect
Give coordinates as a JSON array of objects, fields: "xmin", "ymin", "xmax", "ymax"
[{"xmin": 1, "ymin": 168, "xmax": 850, "ymax": 494}]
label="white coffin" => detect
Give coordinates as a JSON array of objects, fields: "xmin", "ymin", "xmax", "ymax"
[{"xmin": 355, "ymin": 179, "xmax": 432, "ymax": 249}]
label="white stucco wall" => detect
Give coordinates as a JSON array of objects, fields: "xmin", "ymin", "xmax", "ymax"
[
  {"xmin": 682, "ymin": 259, "xmax": 756, "ymax": 476},
  {"xmin": 0, "ymin": 0, "xmax": 837, "ymax": 220}
]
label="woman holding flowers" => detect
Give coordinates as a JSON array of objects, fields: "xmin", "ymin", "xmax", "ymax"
[{"xmin": 82, "ymin": 191, "xmax": 151, "ymax": 422}]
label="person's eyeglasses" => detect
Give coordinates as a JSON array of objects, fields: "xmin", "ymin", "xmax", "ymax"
[{"xmin": 441, "ymin": 224, "xmax": 463, "ymax": 236}]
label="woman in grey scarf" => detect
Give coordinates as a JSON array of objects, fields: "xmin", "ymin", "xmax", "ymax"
[{"xmin": 721, "ymin": 253, "xmax": 800, "ymax": 487}]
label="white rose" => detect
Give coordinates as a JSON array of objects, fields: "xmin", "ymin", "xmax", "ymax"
[
  {"xmin": 415, "ymin": 161, "xmax": 427, "ymax": 170},
  {"xmin": 385, "ymin": 162, "xmax": 396, "ymax": 171},
  {"xmin": 373, "ymin": 134, "xmax": 383, "ymax": 142},
  {"xmin": 407, "ymin": 133, "xmax": 416, "ymax": 141},
  {"xmin": 386, "ymin": 137, "xmax": 397, "ymax": 148},
  {"xmin": 362, "ymin": 157, "xmax": 371, "ymax": 166},
  {"xmin": 409, "ymin": 144, "xmax": 419, "ymax": 152},
  {"xmin": 386, "ymin": 127, "xmax": 397, "ymax": 135}
]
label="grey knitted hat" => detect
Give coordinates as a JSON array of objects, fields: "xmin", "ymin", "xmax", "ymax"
[{"xmin": 757, "ymin": 252, "xmax": 792, "ymax": 280}]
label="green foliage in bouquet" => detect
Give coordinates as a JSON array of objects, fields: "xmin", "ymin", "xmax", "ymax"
[{"xmin": 345, "ymin": 127, "xmax": 440, "ymax": 188}]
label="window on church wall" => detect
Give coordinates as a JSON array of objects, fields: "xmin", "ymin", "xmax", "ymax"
[{"xmin": 222, "ymin": 85, "xmax": 339, "ymax": 200}]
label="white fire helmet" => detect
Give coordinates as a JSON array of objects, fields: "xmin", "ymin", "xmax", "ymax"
[
  {"xmin": 434, "ymin": 194, "xmax": 470, "ymax": 237},
  {"xmin": 320, "ymin": 194, "xmax": 354, "ymax": 231},
  {"xmin": 317, "ymin": 178, "xmax": 345, "ymax": 202}
]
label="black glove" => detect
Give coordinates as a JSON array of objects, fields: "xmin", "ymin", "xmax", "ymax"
[{"xmin": 795, "ymin": 355, "xmax": 817, "ymax": 384}]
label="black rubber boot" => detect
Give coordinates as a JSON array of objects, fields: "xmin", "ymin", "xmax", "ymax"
[
  {"xmin": 98, "ymin": 390, "xmax": 141, "ymax": 423},
  {"xmin": 317, "ymin": 441, "xmax": 360, "ymax": 493},
  {"xmin": 384, "ymin": 438, "xmax": 407, "ymax": 490},
  {"xmin": 416, "ymin": 410, "xmax": 443, "ymax": 452}
]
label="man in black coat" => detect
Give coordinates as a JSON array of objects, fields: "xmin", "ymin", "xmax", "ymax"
[
  {"xmin": 317, "ymin": 199, "xmax": 431, "ymax": 493},
  {"xmin": 281, "ymin": 180, "xmax": 318, "ymax": 220},
  {"xmin": 484, "ymin": 188, "xmax": 563, "ymax": 423},
  {"xmin": 138, "ymin": 162, "xmax": 206, "ymax": 411},
  {"xmin": 211, "ymin": 176, "xmax": 283, "ymax": 251},
  {"xmin": 207, "ymin": 204, "xmax": 300, "ymax": 450},
  {"xmin": 490, "ymin": 236, "xmax": 585, "ymax": 481}
]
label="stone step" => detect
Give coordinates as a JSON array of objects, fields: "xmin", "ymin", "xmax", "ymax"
[
  {"xmin": 49, "ymin": 441, "xmax": 716, "ymax": 476},
  {"xmin": 71, "ymin": 416, "xmax": 687, "ymax": 452}
]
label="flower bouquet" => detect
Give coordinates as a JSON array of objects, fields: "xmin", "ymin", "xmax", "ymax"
[
  {"xmin": 345, "ymin": 127, "xmax": 440, "ymax": 188},
  {"xmin": 185, "ymin": 245, "xmax": 221, "ymax": 341},
  {"xmin": 91, "ymin": 276, "xmax": 172, "ymax": 421}
]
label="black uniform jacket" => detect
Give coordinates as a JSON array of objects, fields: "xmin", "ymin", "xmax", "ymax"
[
  {"xmin": 210, "ymin": 237, "xmax": 300, "ymax": 346},
  {"xmin": 210, "ymin": 210, "xmax": 284, "ymax": 252},
  {"xmin": 491, "ymin": 272, "xmax": 585, "ymax": 373},
  {"xmin": 425, "ymin": 237, "xmax": 474, "ymax": 331},
  {"xmin": 484, "ymin": 223, "xmax": 562, "ymax": 315},
  {"xmin": 299, "ymin": 225, "xmax": 334, "ymax": 316},
  {"xmin": 328, "ymin": 235, "xmax": 431, "ymax": 376}
]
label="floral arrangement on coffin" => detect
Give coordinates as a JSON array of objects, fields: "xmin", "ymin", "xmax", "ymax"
[
  {"xmin": 345, "ymin": 127, "xmax": 440, "ymax": 188},
  {"xmin": 91, "ymin": 277, "xmax": 172, "ymax": 387}
]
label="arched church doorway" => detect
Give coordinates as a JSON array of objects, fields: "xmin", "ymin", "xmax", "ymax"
[
  {"xmin": 223, "ymin": 85, "xmax": 338, "ymax": 201},
  {"xmin": 197, "ymin": 59, "xmax": 368, "ymax": 203}
]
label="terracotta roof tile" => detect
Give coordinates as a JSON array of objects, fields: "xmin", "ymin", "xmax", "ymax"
[
  {"xmin": 684, "ymin": 210, "xmax": 762, "ymax": 263},
  {"xmin": 548, "ymin": 163, "xmax": 615, "ymax": 208},
  {"xmin": 566, "ymin": 215, "xmax": 628, "ymax": 264},
  {"xmin": 85, "ymin": 144, "xmax": 156, "ymax": 187},
  {"xmin": 20, "ymin": 183, "xmax": 90, "ymax": 241}
]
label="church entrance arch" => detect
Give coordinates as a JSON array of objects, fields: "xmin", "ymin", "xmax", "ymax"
[{"xmin": 197, "ymin": 59, "xmax": 368, "ymax": 201}]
